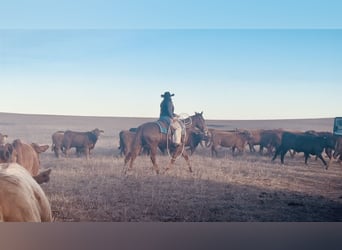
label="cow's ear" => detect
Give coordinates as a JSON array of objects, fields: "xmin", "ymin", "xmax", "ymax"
[
  {"xmin": 31, "ymin": 143, "xmax": 49, "ymax": 153},
  {"xmin": 12, "ymin": 139, "xmax": 22, "ymax": 148},
  {"xmin": 39, "ymin": 145, "xmax": 50, "ymax": 153}
]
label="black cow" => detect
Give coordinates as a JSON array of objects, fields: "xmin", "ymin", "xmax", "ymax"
[
  {"xmin": 62, "ymin": 128, "xmax": 104, "ymax": 159},
  {"xmin": 272, "ymin": 131, "xmax": 335, "ymax": 168},
  {"xmin": 304, "ymin": 131, "xmax": 337, "ymax": 160},
  {"xmin": 184, "ymin": 128, "xmax": 208, "ymax": 155}
]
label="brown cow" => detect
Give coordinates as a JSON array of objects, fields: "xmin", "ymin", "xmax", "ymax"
[
  {"xmin": 246, "ymin": 129, "xmax": 263, "ymax": 153},
  {"xmin": 52, "ymin": 131, "xmax": 91, "ymax": 158},
  {"xmin": 0, "ymin": 140, "xmax": 51, "ymax": 184},
  {"xmin": 0, "ymin": 163, "xmax": 52, "ymax": 222},
  {"xmin": 62, "ymin": 128, "xmax": 104, "ymax": 159},
  {"xmin": 208, "ymin": 129, "xmax": 251, "ymax": 157}
]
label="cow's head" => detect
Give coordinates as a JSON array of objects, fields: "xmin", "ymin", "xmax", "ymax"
[
  {"xmin": 0, "ymin": 133, "xmax": 8, "ymax": 145},
  {"xmin": 92, "ymin": 128, "xmax": 104, "ymax": 137},
  {"xmin": 0, "ymin": 143, "xmax": 14, "ymax": 163},
  {"xmin": 239, "ymin": 130, "xmax": 253, "ymax": 141},
  {"xmin": 320, "ymin": 135, "xmax": 336, "ymax": 150}
]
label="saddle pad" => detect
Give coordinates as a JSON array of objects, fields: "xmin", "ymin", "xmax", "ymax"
[{"xmin": 155, "ymin": 121, "xmax": 168, "ymax": 134}]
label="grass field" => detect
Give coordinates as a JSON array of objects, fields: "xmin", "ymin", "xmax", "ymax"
[{"xmin": 0, "ymin": 112, "xmax": 341, "ymax": 221}]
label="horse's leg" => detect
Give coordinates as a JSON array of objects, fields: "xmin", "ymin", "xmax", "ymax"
[
  {"xmin": 149, "ymin": 146, "xmax": 159, "ymax": 174},
  {"xmin": 211, "ymin": 145, "xmax": 217, "ymax": 157},
  {"xmin": 181, "ymin": 150, "xmax": 192, "ymax": 172},
  {"xmin": 165, "ymin": 145, "xmax": 181, "ymax": 172},
  {"xmin": 165, "ymin": 145, "xmax": 188, "ymax": 172}
]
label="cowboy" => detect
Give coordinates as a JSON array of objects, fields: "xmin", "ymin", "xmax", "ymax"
[{"xmin": 159, "ymin": 91, "xmax": 182, "ymax": 146}]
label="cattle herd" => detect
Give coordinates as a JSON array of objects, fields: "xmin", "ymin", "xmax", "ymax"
[
  {"xmin": 0, "ymin": 115, "xmax": 342, "ymax": 222},
  {"xmin": 118, "ymin": 125, "xmax": 342, "ymax": 169}
]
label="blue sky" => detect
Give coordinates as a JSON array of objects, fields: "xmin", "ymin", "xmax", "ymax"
[
  {"xmin": 0, "ymin": 1, "xmax": 341, "ymax": 119},
  {"xmin": 1, "ymin": 0, "xmax": 342, "ymax": 29}
]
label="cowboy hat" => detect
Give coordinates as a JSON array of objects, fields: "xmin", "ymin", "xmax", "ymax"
[{"xmin": 161, "ymin": 91, "xmax": 175, "ymax": 98}]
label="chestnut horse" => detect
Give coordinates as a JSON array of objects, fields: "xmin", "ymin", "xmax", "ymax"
[{"xmin": 124, "ymin": 112, "xmax": 208, "ymax": 174}]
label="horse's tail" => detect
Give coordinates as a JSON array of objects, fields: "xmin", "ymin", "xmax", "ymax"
[
  {"xmin": 124, "ymin": 126, "xmax": 143, "ymax": 165},
  {"xmin": 124, "ymin": 152, "xmax": 131, "ymax": 165}
]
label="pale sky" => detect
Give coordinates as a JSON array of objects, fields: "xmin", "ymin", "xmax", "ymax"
[{"xmin": 1, "ymin": 1, "xmax": 341, "ymax": 120}]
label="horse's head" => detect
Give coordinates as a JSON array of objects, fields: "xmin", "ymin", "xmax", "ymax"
[{"xmin": 191, "ymin": 112, "xmax": 208, "ymax": 135}]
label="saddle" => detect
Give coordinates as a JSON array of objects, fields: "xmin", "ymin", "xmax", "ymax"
[{"xmin": 156, "ymin": 116, "xmax": 186, "ymax": 136}]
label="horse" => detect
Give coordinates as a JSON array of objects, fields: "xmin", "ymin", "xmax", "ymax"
[{"xmin": 124, "ymin": 112, "xmax": 208, "ymax": 174}]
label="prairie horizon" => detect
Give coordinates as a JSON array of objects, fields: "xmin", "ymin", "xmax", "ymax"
[{"xmin": 0, "ymin": 111, "xmax": 335, "ymax": 129}]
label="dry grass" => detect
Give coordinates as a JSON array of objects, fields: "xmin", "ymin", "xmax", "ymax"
[{"xmin": 1, "ymin": 112, "xmax": 341, "ymax": 221}]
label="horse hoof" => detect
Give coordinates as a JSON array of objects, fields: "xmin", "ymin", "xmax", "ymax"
[{"xmin": 123, "ymin": 166, "xmax": 132, "ymax": 175}]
